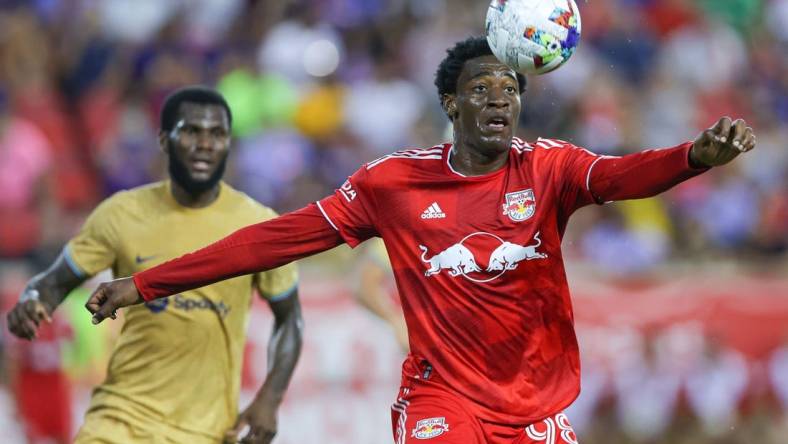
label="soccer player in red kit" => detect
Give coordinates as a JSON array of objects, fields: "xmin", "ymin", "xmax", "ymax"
[{"xmin": 84, "ymin": 37, "xmax": 756, "ymax": 444}]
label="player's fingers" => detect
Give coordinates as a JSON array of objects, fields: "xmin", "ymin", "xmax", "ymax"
[
  {"xmin": 743, "ymin": 133, "xmax": 756, "ymax": 152},
  {"xmin": 740, "ymin": 127, "xmax": 755, "ymax": 152},
  {"xmin": 21, "ymin": 318, "xmax": 38, "ymax": 340},
  {"xmin": 224, "ymin": 417, "xmax": 249, "ymax": 443},
  {"xmin": 728, "ymin": 119, "xmax": 747, "ymax": 151},
  {"xmin": 31, "ymin": 301, "xmax": 52, "ymax": 324},
  {"xmin": 85, "ymin": 286, "xmax": 107, "ymax": 314},
  {"xmin": 7, "ymin": 309, "xmax": 24, "ymax": 338},
  {"xmin": 92, "ymin": 300, "xmax": 116, "ymax": 325},
  {"xmin": 715, "ymin": 116, "xmax": 732, "ymax": 141},
  {"xmin": 699, "ymin": 129, "xmax": 716, "ymax": 145},
  {"xmin": 22, "ymin": 301, "xmax": 42, "ymax": 327},
  {"xmin": 86, "ymin": 287, "xmax": 113, "ymax": 324},
  {"xmin": 10, "ymin": 309, "xmax": 34, "ymax": 340},
  {"xmin": 238, "ymin": 432, "xmax": 257, "ymax": 443},
  {"xmin": 239, "ymin": 429, "xmax": 263, "ymax": 444},
  {"xmin": 11, "ymin": 306, "xmax": 36, "ymax": 339},
  {"xmin": 260, "ymin": 429, "xmax": 276, "ymax": 444}
]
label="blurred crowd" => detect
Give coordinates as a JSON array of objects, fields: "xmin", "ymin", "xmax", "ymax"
[
  {"xmin": 0, "ymin": 0, "xmax": 786, "ymax": 443},
  {"xmin": 0, "ymin": 0, "xmax": 786, "ymax": 272}
]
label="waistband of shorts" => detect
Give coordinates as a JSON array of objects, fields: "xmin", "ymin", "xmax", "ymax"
[{"xmin": 401, "ymin": 354, "xmax": 447, "ymax": 386}]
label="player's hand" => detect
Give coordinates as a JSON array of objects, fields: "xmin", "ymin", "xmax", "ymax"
[
  {"xmin": 85, "ymin": 277, "xmax": 143, "ymax": 324},
  {"xmin": 7, "ymin": 288, "xmax": 53, "ymax": 340},
  {"xmin": 690, "ymin": 116, "xmax": 756, "ymax": 168},
  {"xmin": 225, "ymin": 397, "xmax": 278, "ymax": 444}
]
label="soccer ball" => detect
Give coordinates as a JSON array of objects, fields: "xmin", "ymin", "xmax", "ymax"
[{"xmin": 485, "ymin": 0, "xmax": 582, "ymax": 75}]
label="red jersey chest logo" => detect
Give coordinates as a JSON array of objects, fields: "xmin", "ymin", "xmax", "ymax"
[
  {"xmin": 419, "ymin": 231, "xmax": 547, "ymax": 282},
  {"xmin": 502, "ymin": 189, "xmax": 536, "ymax": 222}
]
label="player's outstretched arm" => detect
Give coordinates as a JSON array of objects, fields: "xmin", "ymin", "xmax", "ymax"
[
  {"xmin": 226, "ymin": 292, "xmax": 303, "ymax": 444},
  {"xmin": 87, "ymin": 203, "xmax": 344, "ymax": 324},
  {"xmin": 584, "ymin": 116, "xmax": 756, "ymax": 204},
  {"xmin": 7, "ymin": 253, "xmax": 86, "ymax": 340}
]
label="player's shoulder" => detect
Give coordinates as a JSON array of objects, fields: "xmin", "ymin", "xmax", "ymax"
[
  {"xmin": 220, "ymin": 182, "xmax": 280, "ymax": 220},
  {"xmin": 363, "ymin": 143, "xmax": 448, "ymax": 175},
  {"xmin": 94, "ymin": 181, "xmax": 167, "ymax": 215},
  {"xmin": 523, "ymin": 137, "xmax": 577, "ymax": 152},
  {"xmin": 519, "ymin": 137, "xmax": 595, "ymax": 159}
]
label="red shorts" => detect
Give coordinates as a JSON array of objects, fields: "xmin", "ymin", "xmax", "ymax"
[{"xmin": 390, "ymin": 358, "xmax": 578, "ymax": 444}]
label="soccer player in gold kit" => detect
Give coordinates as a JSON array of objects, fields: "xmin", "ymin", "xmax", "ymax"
[{"xmin": 6, "ymin": 86, "xmax": 301, "ymax": 444}]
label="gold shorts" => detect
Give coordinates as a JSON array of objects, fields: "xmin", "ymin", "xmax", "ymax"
[{"xmin": 73, "ymin": 409, "xmax": 220, "ymax": 444}]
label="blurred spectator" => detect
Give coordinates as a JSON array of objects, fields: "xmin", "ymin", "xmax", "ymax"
[
  {"xmin": 685, "ymin": 338, "xmax": 749, "ymax": 434},
  {"xmin": 0, "ymin": 94, "xmax": 52, "ymax": 257},
  {"xmin": 343, "ymin": 55, "xmax": 424, "ymax": 154}
]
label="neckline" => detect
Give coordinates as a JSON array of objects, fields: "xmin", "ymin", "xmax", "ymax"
[
  {"xmin": 443, "ymin": 143, "xmax": 510, "ymax": 181},
  {"xmin": 163, "ymin": 180, "xmax": 228, "ymax": 211}
]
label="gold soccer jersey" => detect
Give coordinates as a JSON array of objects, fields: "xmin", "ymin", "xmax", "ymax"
[{"xmin": 66, "ymin": 181, "xmax": 297, "ymax": 442}]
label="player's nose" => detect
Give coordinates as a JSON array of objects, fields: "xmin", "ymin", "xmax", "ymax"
[
  {"xmin": 195, "ymin": 133, "xmax": 213, "ymax": 150},
  {"xmin": 488, "ymin": 88, "xmax": 509, "ymax": 108}
]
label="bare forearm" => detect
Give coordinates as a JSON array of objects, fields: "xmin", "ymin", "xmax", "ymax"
[
  {"xmin": 26, "ymin": 254, "xmax": 85, "ymax": 309},
  {"xmin": 257, "ymin": 307, "xmax": 303, "ymax": 406},
  {"xmin": 588, "ymin": 142, "xmax": 707, "ymax": 203}
]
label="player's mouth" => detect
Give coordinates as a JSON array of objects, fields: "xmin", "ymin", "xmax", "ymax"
[
  {"xmin": 190, "ymin": 158, "xmax": 214, "ymax": 173},
  {"xmin": 483, "ymin": 115, "xmax": 510, "ymax": 132}
]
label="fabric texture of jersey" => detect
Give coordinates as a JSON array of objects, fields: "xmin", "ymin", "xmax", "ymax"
[
  {"xmin": 318, "ymin": 138, "xmax": 699, "ymax": 424},
  {"xmin": 66, "ymin": 181, "xmax": 297, "ymax": 441}
]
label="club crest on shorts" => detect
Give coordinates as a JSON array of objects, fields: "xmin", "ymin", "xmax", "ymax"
[
  {"xmin": 411, "ymin": 417, "xmax": 449, "ymax": 439},
  {"xmin": 502, "ymin": 189, "xmax": 536, "ymax": 222}
]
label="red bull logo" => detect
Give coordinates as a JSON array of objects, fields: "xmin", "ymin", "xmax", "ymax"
[
  {"xmin": 502, "ymin": 189, "xmax": 536, "ymax": 222},
  {"xmin": 419, "ymin": 231, "xmax": 546, "ymax": 283},
  {"xmin": 411, "ymin": 417, "xmax": 449, "ymax": 439}
]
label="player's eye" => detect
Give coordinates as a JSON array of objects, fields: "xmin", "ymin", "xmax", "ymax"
[
  {"xmin": 505, "ymin": 86, "xmax": 517, "ymax": 93},
  {"xmin": 473, "ymin": 85, "xmax": 487, "ymax": 93}
]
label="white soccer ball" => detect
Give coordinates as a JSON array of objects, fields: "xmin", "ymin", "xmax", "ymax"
[{"xmin": 485, "ymin": 0, "xmax": 582, "ymax": 75}]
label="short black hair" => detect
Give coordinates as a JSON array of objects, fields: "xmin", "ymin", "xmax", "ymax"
[
  {"xmin": 159, "ymin": 85, "xmax": 232, "ymax": 132},
  {"xmin": 434, "ymin": 36, "xmax": 527, "ymax": 101}
]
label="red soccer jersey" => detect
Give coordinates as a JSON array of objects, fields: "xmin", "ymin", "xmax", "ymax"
[
  {"xmin": 135, "ymin": 136, "xmax": 701, "ymax": 425},
  {"xmin": 317, "ymin": 137, "xmax": 696, "ymax": 424}
]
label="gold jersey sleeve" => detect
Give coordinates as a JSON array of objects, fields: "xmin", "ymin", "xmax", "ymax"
[{"xmin": 65, "ymin": 192, "xmax": 126, "ymax": 277}]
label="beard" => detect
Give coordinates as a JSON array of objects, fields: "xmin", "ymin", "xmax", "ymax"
[{"xmin": 168, "ymin": 149, "xmax": 228, "ymax": 195}]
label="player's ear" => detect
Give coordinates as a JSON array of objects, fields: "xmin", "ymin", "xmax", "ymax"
[
  {"xmin": 158, "ymin": 131, "xmax": 169, "ymax": 154},
  {"xmin": 442, "ymin": 94, "xmax": 457, "ymax": 120}
]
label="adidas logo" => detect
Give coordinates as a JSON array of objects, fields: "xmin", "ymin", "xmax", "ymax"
[{"xmin": 421, "ymin": 202, "xmax": 446, "ymax": 219}]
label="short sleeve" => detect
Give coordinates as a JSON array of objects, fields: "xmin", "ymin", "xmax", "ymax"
[
  {"xmin": 65, "ymin": 197, "xmax": 120, "ymax": 277},
  {"xmin": 548, "ymin": 141, "xmax": 604, "ymax": 215},
  {"xmin": 255, "ymin": 262, "xmax": 299, "ymax": 302},
  {"xmin": 316, "ymin": 166, "xmax": 379, "ymax": 247}
]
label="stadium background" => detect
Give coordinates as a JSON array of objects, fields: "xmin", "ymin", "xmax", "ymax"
[{"xmin": 0, "ymin": 0, "xmax": 786, "ymax": 443}]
